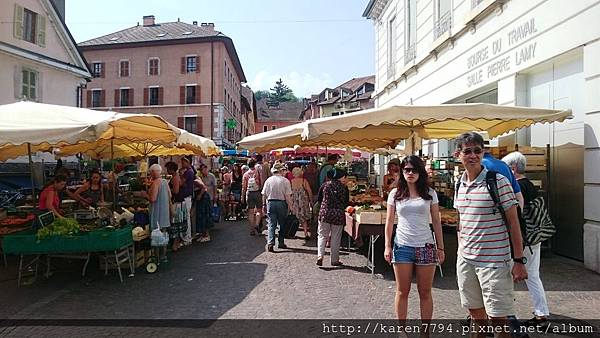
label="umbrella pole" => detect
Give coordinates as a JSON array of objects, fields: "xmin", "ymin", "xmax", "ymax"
[
  {"xmin": 111, "ymin": 139, "xmax": 116, "ymax": 211},
  {"xmin": 27, "ymin": 143, "xmax": 36, "ymax": 206}
]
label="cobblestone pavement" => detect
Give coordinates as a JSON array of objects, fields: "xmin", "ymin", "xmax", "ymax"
[{"xmin": 0, "ymin": 219, "xmax": 599, "ymax": 337}]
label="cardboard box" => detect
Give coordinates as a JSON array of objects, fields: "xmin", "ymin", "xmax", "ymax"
[{"xmin": 356, "ymin": 211, "xmax": 385, "ymax": 224}]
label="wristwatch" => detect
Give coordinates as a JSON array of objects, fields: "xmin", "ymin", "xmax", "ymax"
[{"xmin": 513, "ymin": 257, "xmax": 527, "ymax": 264}]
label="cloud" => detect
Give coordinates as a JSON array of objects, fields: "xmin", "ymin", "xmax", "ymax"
[{"xmin": 249, "ymin": 71, "xmax": 334, "ymax": 97}]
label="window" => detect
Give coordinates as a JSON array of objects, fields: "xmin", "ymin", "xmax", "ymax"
[
  {"xmin": 434, "ymin": 0, "xmax": 452, "ymax": 39},
  {"xmin": 120, "ymin": 88, "xmax": 130, "ymax": 106},
  {"xmin": 149, "ymin": 87, "xmax": 159, "ymax": 105},
  {"xmin": 184, "ymin": 116, "xmax": 197, "ymax": 134},
  {"xmin": 23, "ymin": 9, "xmax": 37, "ymax": 44},
  {"xmin": 91, "ymin": 90, "xmax": 102, "ymax": 107},
  {"xmin": 388, "ymin": 16, "xmax": 396, "ymax": 77},
  {"xmin": 186, "ymin": 85, "xmax": 196, "ymax": 104},
  {"xmin": 148, "ymin": 58, "xmax": 159, "ymax": 75},
  {"xmin": 119, "ymin": 60, "xmax": 130, "ymax": 77},
  {"xmin": 186, "ymin": 56, "xmax": 197, "ymax": 72},
  {"xmin": 405, "ymin": 0, "xmax": 417, "ymax": 64},
  {"xmin": 263, "ymin": 126, "xmax": 268, "ymax": 132},
  {"xmin": 21, "ymin": 69, "xmax": 37, "ymax": 100},
  {"xmin": 92, "ymin": 62, "xmax": 103, "ymax": 78},
  {"xmin": 14, "ymin": 5, "xmax": 45, "ymax": 46},
  {"xmin": 271, "ymin": 126, "xmax": 277, "ymax": 130}
]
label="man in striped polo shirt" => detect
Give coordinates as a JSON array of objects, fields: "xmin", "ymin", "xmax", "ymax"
[{"xmin": 453, "ymin": 132, "xmax": 528, "ymax": 337}]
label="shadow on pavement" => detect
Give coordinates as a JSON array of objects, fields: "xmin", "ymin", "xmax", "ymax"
[{"xmin": 0, "ymin": 220, "xmax": 268, "ymax": 320}]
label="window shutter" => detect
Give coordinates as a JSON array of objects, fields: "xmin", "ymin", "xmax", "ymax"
[
  {"xmin": 158, "ymin": 87, "xmax": 164, "ymax": 105},
  {"xmin": 14, "ymin": 65, "xmax": 21, "ymax": 99},
  {"xmin": 195, "ymin": 56, "xmax": 200, "ymax": 73},
  {"xmin": 114, "ymin": 89, "xmax": 120, "ymax": 107},
  {"xmin": 100, "ymin": 90, "xmax": 106, "ymax": 107},
  {"xmin": 14, "ymin": 4, "xmax": 24, "ymax": 39},
  {"xmin": 195, "ymin": 85, "xmax": 201, "ymax": 104},
  {"xmin": 129, "ymin": 88, "xmax": 134, "ymax": 106},
  {"xmin": 196, "ymin": 117, "xmax": 203, "ymax": 136},
  {"xmin": 177, "ymin": 116, "xmax": 184, "ymax": 128},
  {"xmin": 36, "ymin": 15, "xmax": 46, "ymax": 47},
  {"xmin": 181, "ymin": 57, "xmax": 186, "ymax": 74},
  {"xmin": 100, "ymin": 63, "xmax": 105, "ymax": 78},
  {"xmin": 143, "ymin": 88, "xmax": 149, "ymax": 106},
  {"xmin": 180, "ymin": 86, "xmax": 185, "ymax": 104},
  {"xmin": 86, "ymin": 90, "xmax": 92, "ymax": 108}
]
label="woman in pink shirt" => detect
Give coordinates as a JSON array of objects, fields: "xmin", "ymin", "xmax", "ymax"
[{"xmin": 38, "ymin": 174, "xmax": 68, "ymax": 219}]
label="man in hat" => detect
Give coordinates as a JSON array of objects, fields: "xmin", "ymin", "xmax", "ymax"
[
  {"xmin": 180, "ymin": 156, "xmax": 195, "ymax": 244},
  {"xmin": 261, "ymin": 162, "xmax": 292, "ymax": 252},
  {"xmin": 319, "ymin": 154, "xmax": 339, "ymax": 186}
]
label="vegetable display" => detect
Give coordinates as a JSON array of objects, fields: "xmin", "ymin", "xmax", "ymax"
[{"xmin": 37, "ymin": 218, "xmax": 80, "ymax": 239}]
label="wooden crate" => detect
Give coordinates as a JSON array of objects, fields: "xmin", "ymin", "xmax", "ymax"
[
  {"xmin": 356, "ymin": 211, "xmax": 385, "ymax": 224},
  {"xmin": 100, "ymin": 249, "xmax": 146, "ymax": 270}
]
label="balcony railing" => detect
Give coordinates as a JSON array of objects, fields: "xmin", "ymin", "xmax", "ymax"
[
  {"xmin": 434, "ymin": 11, "xmax": 452, "ymax": 40},
  {"xmin": 404, "ymin": 44, "xmax": 416, "ymax": 65}
]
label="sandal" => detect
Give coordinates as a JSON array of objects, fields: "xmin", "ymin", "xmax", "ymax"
[{"xmin": 316, "ymin": 256, "xmax": 323, "ymax": 266}]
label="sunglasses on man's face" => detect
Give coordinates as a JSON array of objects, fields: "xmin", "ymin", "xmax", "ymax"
[
  {"xmin": 460, "ymin": 147, "xmax": 483, "ymax": 156},
  {"xmin": 402, "ymin": 167, "xmax": 418, "ymax": 174}
]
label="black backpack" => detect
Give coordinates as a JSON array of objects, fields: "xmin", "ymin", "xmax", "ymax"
[{"xmin": 455, "ymin": 170, "xmax": 532, "ymax": 258}]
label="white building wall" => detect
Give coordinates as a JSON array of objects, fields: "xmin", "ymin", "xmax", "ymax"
[
  {"xmin": 368, "ymin": 0, "xmax": 600, "ymax": 271},
  {"xmin": 583, "ymin": 40, "xmax": 600, "ymax": 272}
]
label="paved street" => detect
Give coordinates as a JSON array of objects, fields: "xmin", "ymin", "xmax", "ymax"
[{"xmin": 0, "ymin": 219, "xmax": 599, "ymax": 337}]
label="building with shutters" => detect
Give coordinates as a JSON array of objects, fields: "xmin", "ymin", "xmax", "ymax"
[
  {"xmin": 301, "ymin": 75, "xmax": 375, "ymax": 120},
  {"xmin": 363, "ymin": 0, "xmax": 600, "ymax": 272},
  {"xmin": 79, "ymin": 15, "xmax": 247, "ymax": 149},
  {"xmin": 0, "ymin": 0, "xmax": 91, "ymax": 106}
]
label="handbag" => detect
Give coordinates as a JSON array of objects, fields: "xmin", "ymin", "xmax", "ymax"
[{"xmin": 523, "ymin": 196, "xmax": 556, "ymax": 246}]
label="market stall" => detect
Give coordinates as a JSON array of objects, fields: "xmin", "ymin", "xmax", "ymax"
[
  {"xmin": 0, "ymin": 101, "xmax": 193, "ymax": 284},
  {"xmin": 238, "ymin": 103, "xmax": 572, "ymax": 274}
]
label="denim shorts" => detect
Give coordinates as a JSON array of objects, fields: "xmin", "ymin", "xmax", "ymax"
[{"xmin": 392, "ymin": 243, "xmax": 438, "ymax": 265}]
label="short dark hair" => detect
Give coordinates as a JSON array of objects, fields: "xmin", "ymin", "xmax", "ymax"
[
  {"xmin": 247, "ymin": 159, "xmax": 257, "ymax": 168},
  {"xmin": 89, "ymin": 169, "xmax": 101, "ymax": 178},
  {"xmin": 255, "ymin": 154, "xmax": 263, "ymax": 162},
  {"xmin": 455, "ymin": 132, "xmax": 485, "ymax": 150},
  {"xmin": 165, "ymin": 161, "xmax": 178, "ymax": 172}
]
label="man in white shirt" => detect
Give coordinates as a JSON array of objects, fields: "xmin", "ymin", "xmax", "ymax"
[{"xmin": 262, "ymin": 162, "xmax": 292, "ymax": 252}]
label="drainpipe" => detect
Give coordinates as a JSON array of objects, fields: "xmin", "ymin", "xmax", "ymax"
[{"xmin": 210, "ymin": 41, "xmax": 214, "ymax": 140}]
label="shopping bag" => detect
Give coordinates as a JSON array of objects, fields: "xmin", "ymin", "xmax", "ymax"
[
  {"xmin": 151, "ymin": 227, "xmax": 169, "ymax": 247},
  {"xmin": 212, "ymin": 204, "xmax": 221, "ymax": 223},
  {"xmin": 285, "ymin": 214, "xmax": 300, "ymax": 239}
]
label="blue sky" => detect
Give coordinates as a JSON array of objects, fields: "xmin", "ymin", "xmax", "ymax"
[{"xmin": 66, "ymin": 0, "xmax": 374, "ymax": 97}]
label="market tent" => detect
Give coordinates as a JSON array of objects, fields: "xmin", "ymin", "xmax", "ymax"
[
  {"xmin": 237, "ymin": 123, "xmax": 307, "ymax": 153},
  {"xmin": 237, "ymin": 122, "xmax": 374, "ymax": 152},
  {"xmin": 301, "ymin": 103, "xmax": 572, "ymax": 149},
  {"xmin": 0, "ymin": 101, "xmax": 178, "ymax": 161},
  {"xmin": 270, "ymin": 146, "xmax": 363, "ymax": 157},
  {"xmin": 57, "ymin": 128, "xmax": 222, "ymax": 159}
]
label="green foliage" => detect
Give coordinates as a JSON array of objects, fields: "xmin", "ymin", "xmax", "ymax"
[
  {"xmin": 37, "ymin": 218, "xmax": 80, "ymax": 240},
  {"xmin": 266, "ymin": 79, "xmax": 300, "ymax": 106},
  {"xmin": 254, "ymin": 90, "xmax": 270, "ymax": 101}
]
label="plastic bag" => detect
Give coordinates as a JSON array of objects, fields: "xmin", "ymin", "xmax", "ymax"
[{"xmin": 151, "ymin": 227, "xmax": 169, "ymax": 247}]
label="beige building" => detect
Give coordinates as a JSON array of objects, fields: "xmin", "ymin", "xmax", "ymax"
[
  {"xmin": 0, "ymin": 0, "xmax": 91, "ymax": 106},
  {"xmin": 79, "ymin": 16, "xmax": 247, "ymax": 149},
  {"xmin": 302, "ymin": 76, "xmax": 375, "ymax": 120}
]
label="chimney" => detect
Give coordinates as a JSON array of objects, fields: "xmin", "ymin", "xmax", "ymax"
[
  {"xmin": 201, "ymin": 22, "xmax": 215, "ymax": 29},
  {"xmin": 143, "ymin": 15, "xmax": 155, "ymax": 27},
  {"xmin": 193, "ymin": 21, "xmax": 198, "ymax": 25}
]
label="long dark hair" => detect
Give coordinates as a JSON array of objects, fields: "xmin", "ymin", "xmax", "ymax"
[{"xmin": 394, "ymin": 155, "xmax": 432, "ymax": 201}]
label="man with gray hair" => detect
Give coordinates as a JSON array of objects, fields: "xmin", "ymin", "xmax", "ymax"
[
  {"xmin": 262, "ymin": 162, "xmax": 292, "ymax": 252},
  {"xmin": 502, "ymin": 151, "xmax": 550, "ymax": 327},
  {"xmin": 453, "ymin": 132, "xmax": 527, "ymax": 337}
]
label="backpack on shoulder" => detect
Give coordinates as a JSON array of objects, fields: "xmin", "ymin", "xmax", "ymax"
[{"xmin": 247, "ymin": 171, "xmax": 260, "ymax": 192}]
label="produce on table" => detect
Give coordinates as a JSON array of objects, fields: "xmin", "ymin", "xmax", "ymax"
[{"xmin": 36, "ymin": 218, "xmax": 80, "ymax": 239}]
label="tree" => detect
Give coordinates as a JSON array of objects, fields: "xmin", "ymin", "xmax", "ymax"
[
  {"xmin": 254, "ymin": 90, "xmax": 270, "ymax": 101},
  {"xmin": 267, "ymin": 78, "xmax": 299, "ymax": 106}
]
